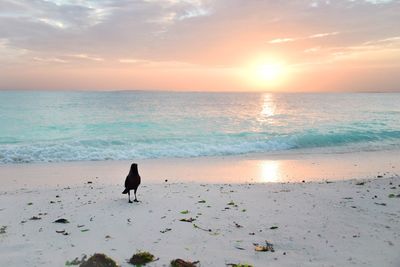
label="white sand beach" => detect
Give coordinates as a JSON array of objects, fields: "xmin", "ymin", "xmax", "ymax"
[
  {"xmin": 2, "ymin": 0, "xmax": 400, "ymax": 265},
  {"xmin": 1, "ymin": 152, "xmax": 400, "ymax": 266}
]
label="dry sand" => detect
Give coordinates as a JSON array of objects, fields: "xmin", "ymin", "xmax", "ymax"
[{"xmin": 1, "ymin": 175, "xmax": 400, "ymax": 266}]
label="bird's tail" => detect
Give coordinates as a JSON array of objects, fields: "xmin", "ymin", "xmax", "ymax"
[{"xmin": 122, "ymin": 188, "xmax": 129, "ymax": 194}]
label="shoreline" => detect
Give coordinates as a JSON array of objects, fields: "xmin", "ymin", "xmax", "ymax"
[{"xmin": 1, "ymin": 149, "xmax": 399, "ymax": 190}]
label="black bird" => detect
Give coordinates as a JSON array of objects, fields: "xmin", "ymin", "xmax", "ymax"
[{"xmin": 122, "ymin": 163, "xmax": 141, "ymax": 203}]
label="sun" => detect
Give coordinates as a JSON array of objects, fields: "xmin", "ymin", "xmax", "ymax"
[
  {"xmin": 243, "ymin": 58, "xmax": 287, "ymax": 89},
  {"xmin": 255, "ymin": 63, "xmax": 284, "ymax": 83}
]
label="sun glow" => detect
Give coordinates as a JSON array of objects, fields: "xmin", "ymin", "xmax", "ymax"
[
  {"xmin": 243, "ymin": 58, "xmax": 287, "ymax": 89},
  {"xmin": 255, "ymin": 63, "xmax": 284, "ymax": 82}
]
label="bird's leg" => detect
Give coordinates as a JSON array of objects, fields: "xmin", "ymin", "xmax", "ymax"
[
  {"xmin": 134, "ymin": 189, "xmax": 139, "ymax": 202},
  {"xmin": 128, "ymin": 191, "xmax": 133, "ymax": 203}
]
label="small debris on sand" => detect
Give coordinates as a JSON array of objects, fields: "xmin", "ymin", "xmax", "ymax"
[
  {"xmin": 254, "ymin": 240, "xmax": 275, "ymax": 252},
  {"xmin": 234, "ymin": 222, "xmax": 243, "ymax": 228},
  {"xmin": 193, "ymin": 224, "xmax": 212, "ymax": 232},
  {"xmin": 58, "ymin": 231, "xmax": 69, "ymax": 236},
  {"xmin": 180, "ymin": 218, "xmax": 195, "ymax": 223},
  {"xmin": 54, "ymin": 218, "xmax": 69, "ymax": 224},
  {"xmin": 227, "ymin": 201, "xmax": 235, "ymax": 206},
  {"xmin": 0, "ymin": 226, "xmax": 6, "ymax": 234}
]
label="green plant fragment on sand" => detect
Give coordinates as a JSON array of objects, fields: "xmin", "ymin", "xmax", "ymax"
[
  {"xmin": 129, "ymin": 251, "xmax": 155, "ymax": 266},
  {"xmin": 65, "ymin": 255, "xmax": 87, "ymax": 266}
]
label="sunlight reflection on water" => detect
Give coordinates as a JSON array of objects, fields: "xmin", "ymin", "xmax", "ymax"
[{"xmin": 261, "ymin": 93, "xmax": 276, "ymax": 117}]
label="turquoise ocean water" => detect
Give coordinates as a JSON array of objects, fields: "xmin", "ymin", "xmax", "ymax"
[{"xmin": 0, "ymin": 91, "xmax": 399, "ymax": 164}]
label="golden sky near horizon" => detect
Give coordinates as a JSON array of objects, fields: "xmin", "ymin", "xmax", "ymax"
[{"xmin": 0, "ymin": 0, "xmax": 400, "ymax": 92}]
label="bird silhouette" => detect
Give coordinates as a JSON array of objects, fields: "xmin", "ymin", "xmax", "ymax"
[{"xmin": 122, "ymin": 163, "xmax": 141, "ymax": 203}]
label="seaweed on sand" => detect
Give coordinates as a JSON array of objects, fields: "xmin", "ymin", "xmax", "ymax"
[
  {"xmin": 170, "ymin": 258, "xmax": 199, "ymax": 267},
  {"xmin": 79, "ymin": 253, "xmax": 119, "ymax": 267},
  {"xmin": 129, "ymin": 251, "xmax": 156, "ymax": 266}
]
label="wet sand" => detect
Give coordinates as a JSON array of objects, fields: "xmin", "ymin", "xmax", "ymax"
[{"xmin": 1, "ymin": 149, "xmax": 399, "ymax": 190}]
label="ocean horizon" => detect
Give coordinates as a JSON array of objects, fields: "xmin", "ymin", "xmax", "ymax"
[{"xmin": 1, "ymin": 91, "xmax": 400, "ymax": 164}]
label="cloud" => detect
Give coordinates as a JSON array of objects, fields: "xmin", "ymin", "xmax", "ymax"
[
  {"xmin": 363, "ymin": 36, "xmax": 400, "ymax": 45},
  {"xmin": 178, "ymin": 7, "xmax": 211, "ymax": 20},
  {"xmin": 268, "ymin": 32, "xmax": 340, "ymax": 44},
  {"xmin": 0, "ymin": 0, "xmax": 399, "ymax": 91},
  {"xmin": 364, "ymin": 0, "xmax": 394, "ymax": 4},
  {"xmin": 38, "ymin": 18, "xmax": 67, "ymax": 29},
  {"xmin": 33, "ymin": 56, "xmax": 68, "ymax": 63},
  {"xmin": 1, "ymin": 0, "xmax": 398, "ymax": 64},
  {"xmin": 268, "ymin": 38, "xmax": 295, "ymax": 44},
  {"xmin": 309, "ymin": 32, "xmax": 339, "ymax": 38},
  {"xmin": 69, "ymin": 54, "xmax": 104, "ymax": 61}
]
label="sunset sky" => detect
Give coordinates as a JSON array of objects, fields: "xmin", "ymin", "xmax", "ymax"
[{"xmin": 0, "ymin": 0, "xmax": 399, "ymax": 92}]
